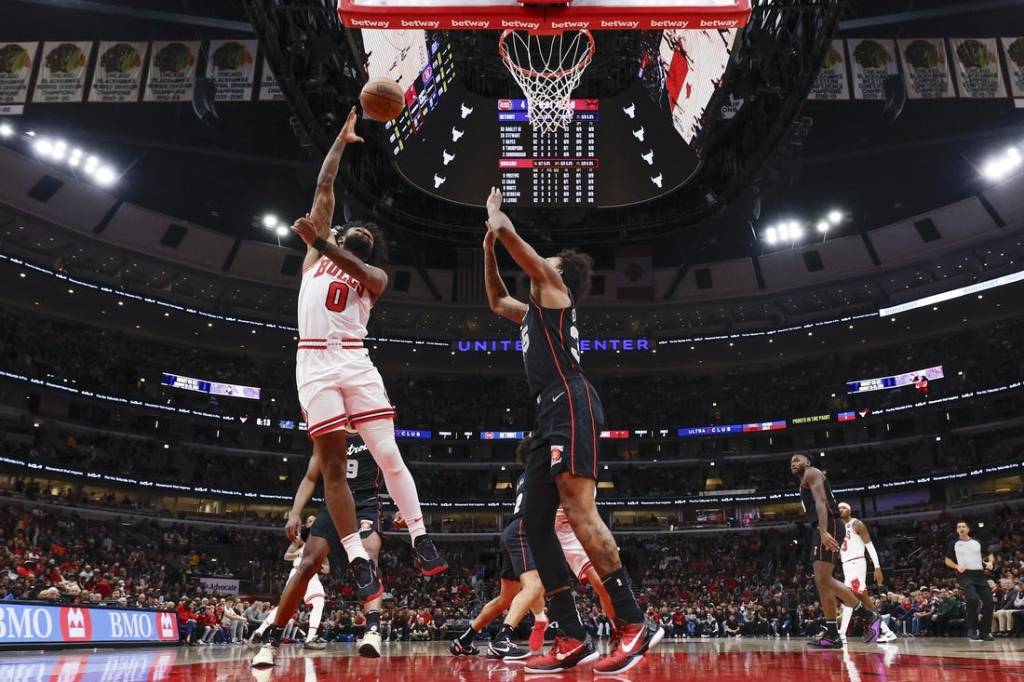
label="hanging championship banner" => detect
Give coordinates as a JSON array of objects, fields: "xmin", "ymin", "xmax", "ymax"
[
  {"xmin": 0, "ymin": 42, "xmax": 38, "ymax": 111},
  {"xmin": 899, "ymin": 38, "xmax": 954, "ymax": 99},
  {"xmin": 807, "ymin": 40, "xmax": 850, "ymax": 100},
  {"xmin": 88, "ymin": 41, "xmax": 146, "ymax": 103},
  {"xmin": 207, "ymin": 39, "xmax": 257, "ymax": 101},
  {"xmin": 950, "ymin": 38, "xmax": 1007, "ymax": 99},
  {"xmin": 31, "ymin": 41, "xmax": 91, "ymax": 103},
  {"xmin": 1001, "ymin": 37, "xmax": 1024, "ymax": 98},
  {"xmin": 144, "ymin": 41, "xmax": 198, "ymax": 102},
  {"xmin": 848, "ymin": 38, "xmax": 898, "ymax": 100},
  {"xmin": 258, "ymin": 58, "xmax": 285, "ymax": 101}
]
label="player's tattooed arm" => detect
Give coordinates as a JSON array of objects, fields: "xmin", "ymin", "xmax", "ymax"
[
  {"xmin": 291, "ymin": 216, "xmax": 387, "ymax": 298},
  {"xmin": 309, "ymin": 107, "xmax": 363, "ymax": 234},
  {"xmin": 483, "ymin": 230, "xmax": 527, "ymax": 323},
  {"xmin": 485, "ymin": 187, "xmax": 569, "ymax": 306}
]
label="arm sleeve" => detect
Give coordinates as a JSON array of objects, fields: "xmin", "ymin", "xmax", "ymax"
[{"xmin": 865, "ymin": 542, "xmax": 880, "ymax": 566}]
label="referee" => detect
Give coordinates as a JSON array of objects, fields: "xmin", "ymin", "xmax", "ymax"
[{"xmin": 943, "ymin": 520, "xmax": 996, "ymax": 642}]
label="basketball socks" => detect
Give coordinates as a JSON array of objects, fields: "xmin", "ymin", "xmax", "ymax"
[
  {"xmin": 306, "ymin": 596, "xmax": 325, "ymax": 642},
  {"xmin": 547, "ymin": 590, "xmax": 586, "ymax": 641},
  {"xmin": 255, "ymin": 609, "xmax": 278, "ymax": 636},
  {"xmin": 601, "ymin": 568, "xmax": 645, "ymax": 624},
  {"xmin": 357, "ymin": 420, "xmax": 426, "ymax": 541},
  {"xmin": 366, "ymin": 611, "xmax": 381, "ymax": 633},
  {"xmin": 457, "ymin": 626, "xmax": 477, "ymax": 646},
  {"xmin": 342, "ymin": 531, "xmax": 370, "ymax": 563},
  {"xmin": 495, "ymin": 624, "xmax": 514, "ymax": 642}
]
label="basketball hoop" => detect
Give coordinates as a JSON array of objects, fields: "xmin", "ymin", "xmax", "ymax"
[{"xmin": 498, "ymin": 30, "xmax": 596, "ymax": 134}]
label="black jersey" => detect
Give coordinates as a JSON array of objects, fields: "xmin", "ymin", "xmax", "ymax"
[
  {"xmin": 799, "ymin": 467, "xmax": 839, "ymax": 527},
  {"xmin": 510, "ymin": 473, "xmax": 527, "ymax": 521},
  {"xmin": 521, "ymin": 298, "xmax": 584, "ymax": 398},
  {"xmin": 346, "ymin": 435, "xmax": 381, "ymax": 505}
]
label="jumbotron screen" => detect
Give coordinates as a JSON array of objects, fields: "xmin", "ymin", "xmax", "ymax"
[{"xmin": 364, "ymin": 29, "xmax": 739, "ymax": 208}]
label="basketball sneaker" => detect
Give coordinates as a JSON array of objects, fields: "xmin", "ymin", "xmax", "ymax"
[
  {"xmin": 862, "ymin": 611, "xmax": 882, "ymax": 644},
  {"xmin": 807, "ymin": 630, "xmax": 843, "ymax": 649},
  {"xmin": 449, "ymin": 639, "xmax": 480, "ymax": 656},
  {"xmin": 593, "ymin": 620, "xmax": 664, "ymax": 675},
  {"xmin": 350, "ymin": 557, "xmax": 383, "ymax": 602},
  {"xmin": 488, "ymin": 638, "xmax": 530, "ymax": 661},
  {"xmin": 523, "ymin": 634, "xmax": 599, "ymax": 674},
  {"xmin": 303, "ymin": 639, "xmax": 327, "ymax": 650},
  {"xmin": 251, "ymin": 644, "xmax": 277, "ymax": 667},
  {"xmin": 529, "ymin": 617, "xmax": 549, "ymax": 652},
  {"xmin": 359, "ymin": 630, "xmax": 382, "ymax": 658},
  {"xmin": 877, "ymin": 630, "xmax": 898, "ymax": 643},
  {"xmin": 413, "ymin": 535, "xmax": 447, "ymax": 576}
]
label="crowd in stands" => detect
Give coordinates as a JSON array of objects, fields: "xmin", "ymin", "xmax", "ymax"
[
  {"xmin": 3, "ymin": 494, "xmax": 1023, "ymax": 643},
  {"xmin": 4, "ymin": 306, "xmax": 1024, "ymax": 434}
]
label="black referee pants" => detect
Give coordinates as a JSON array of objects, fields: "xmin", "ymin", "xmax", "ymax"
[{"xmin": 960, "ymin": 570, "xmax": 993, "ymax": 636}]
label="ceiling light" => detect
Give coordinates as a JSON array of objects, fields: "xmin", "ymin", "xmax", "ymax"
[
  {"xmin": 33, "ymin": 138, "xmax": 53, "ymax": 156},
  {"xmin": 827, "ymin": 209, "xmax": 843, "ymax": 225},
  {"xmin": 816, "ymin": 220, "xmax": 830, "ymax": 234},
  {"xmin": 94, "ymin": 166, "xmax": 117, "ymax": 187},
  {"xmin": 981, "ymin": 147, "xmax": 1023, "ymax": 182},
  {"xmin": 0, "ymin": 122, "xmax": 13, "ymax": 138},
  {"xmin": 262, "ymin": 214, "xmax": 279, "ymax": 229},
  {"xmin": 275, "ymin": 225, "xmax": 288, "ymax": 237}
]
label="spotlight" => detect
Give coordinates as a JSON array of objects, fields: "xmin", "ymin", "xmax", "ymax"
[
  {"xmin": 789, "ymin": 221, "xmax": 804, "ymax": 240},
  {"xmin": 50, "ymin": 140, "xmax": 67, "ymax": 161},
  {"xmin": 827, "ymin": 209, "xmax": 843, "ymax": 225},
  {"xmin": 275, "ymin": 225, "xmax": 288, "ymax": 237},
  {"xmin": 262, "ymin": 214, "xmax": 279, "ymax": 229},
  {"xmin": 94, "ymin": 166, "xmax": 117, "ymax": 187},
  {"xmin": 981, "ymin": 147, "xmax": 1023, "ymax": 182},
  {"xmin": 33, "ymin": 138, "xmax": 53, "ymax": 156},
  {"xmin": 84, "ymin": 156, "xmax": 100, "ymax": 173},
  {"xmin": 0, "ymin": 122, "xmax": 13, "ymax": 138},
  {"xmin": 816, "ymin": 220, "xmax": 830, "ymax": 234},
  {"xmin": 764, "ymin": 227, "xmax": 778, "ymax": 245}
]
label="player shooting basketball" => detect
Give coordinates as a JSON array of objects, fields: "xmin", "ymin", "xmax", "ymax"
[{"xmin": 482, "ymin": 187, "xmax": 661, "ymax": 675}]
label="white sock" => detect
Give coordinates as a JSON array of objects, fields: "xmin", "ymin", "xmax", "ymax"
[
  {"xmin": 256, "ymin": 609, "xmax": 277, "ymax": 636},
  {"xmin": 357, "ymin": 419, "xmax": 426, "ymax": 541},
  {"xmin": 306, "ymin": 597, "xmax": 325, "ymax": 642},
  {"xmin": 343, "ymin": 531, "xmax": 370, "ymax": 563},
  {"xmin": 839, "ymin": 604, "xmax": 853, "ymax": 637},
  {"xmin": 881, "ymin": 619, "xmax": 894, "ymax": 636}
]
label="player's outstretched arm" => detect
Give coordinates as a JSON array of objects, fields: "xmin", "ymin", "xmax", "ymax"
[
  {"xmin": 301, "ymin": 107, "xmax": 364, "ymax": 271},
  {"xmin": 483, "ymin": 231, "xmax": 527, "ymax": 323},
  {"xmin": 292, "ymin": 216, "xmax": 387, "ymax": 298},
  {"xmin": 485, "ymin": 187, "xmax": 568, "ymax": 304}
]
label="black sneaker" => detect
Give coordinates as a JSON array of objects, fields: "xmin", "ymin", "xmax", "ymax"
[
  {"xmin": 350, "ymin": 557, "xmax": 383, "ymax": 602},
  {"xmin": 862, "ymin": 611, "xmax": 882, "ymax": 644},
  {"xmin": 487, "ymin": 638, "xmax": 530, "ymax": 660},
  {"xmin": 807, "ymin": 631, "xmax": 843, "ymax": 649},
  {"xmin": 450, "ymin": 639, "xmax": 480, "ymax": 656},
  {"xmin": 413, "ymin": 535, "xmax": 448, "ymax": 576},
  {"xmin": 981, "ymin": 633, "xmax": 994, "ymax": 642},
  {"xmin": 968, "ymin": 630, "xmax": 982, "ymax": 642}
]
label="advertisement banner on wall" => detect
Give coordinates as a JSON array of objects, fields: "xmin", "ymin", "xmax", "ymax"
[
  {"xmin": 207, "ymin": 39, "xmax": 258, "ymax": 101},
  {"xmin": 899, "ymin": 38, "xmax": 955, "ymax": 99},
  {"xmin": 0, "ymin": 603, "xmax": 178, "ymax": 646},
  {"xmin": 31, "ymin": 41, "xmax": 92, "ymax": 103},
  {"xmin": 0, "ymin": 42, "xmax": 38, "ymax": 108},
  {"xmin": 197, "ymin": 577, "xmax": 240, "ymax": 595},
  {"xmin": 950, "ymin": 38, "xmax": 1007, "ymax": 99},
  {"xmin": 88, "ymin": 41, "xmax": 147, "ymax": 103},
  {"xmin": 1001, "ymin": 37, "xmax": 1024, "ymax": 97},
  {"xmin": 144, "ymin": 41, "xmax": 198, "ymax": 102},
  {"xmin": 807, "ymin": 40, "xmax": 850, "ymax": 101},
  {"xmin": 847, "ymin": 38, "xmax": 898, "ymax": 100}
]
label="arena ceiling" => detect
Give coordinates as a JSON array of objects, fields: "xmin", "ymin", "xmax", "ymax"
[{"xmin": 1, "ymin": 0, "xmax": 1023, "ymax": 271}]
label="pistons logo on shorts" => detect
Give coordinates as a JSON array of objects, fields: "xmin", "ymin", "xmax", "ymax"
[
  {"xmin": 550, "ymin": 446, "xmax": 563, "ymax": 468},
  {"xmin": 360, "ymin": 519, "xmax": 374, "ymax": 532}
]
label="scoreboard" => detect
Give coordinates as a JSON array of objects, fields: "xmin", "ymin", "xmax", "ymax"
[{"xmin": 497, "ymin": 99, "xmax": 598, "ymax": 206}]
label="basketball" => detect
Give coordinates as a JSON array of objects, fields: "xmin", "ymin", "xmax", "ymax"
[{"xmin": 360, "ymin": 77, "xmax": 405, "ymax": 122}]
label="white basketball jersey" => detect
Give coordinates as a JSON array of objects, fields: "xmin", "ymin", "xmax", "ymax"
[
  {"xmin": 297, "ymin": 256, "xmax": 374, "ymax": 342},
  {"xmin": 291, "ymin": 544, "xmax": 304, "ymax": 569},
  {"xmin": 840, "ymin": 518, "xmax": 866, "ymax": 563}
]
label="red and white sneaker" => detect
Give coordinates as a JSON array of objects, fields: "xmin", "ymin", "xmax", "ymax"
[
  {"xmin": 523, "ymin": 635, "xmax": 599, "ymax": 674},
  {"xmin": 594, "ymin": 620, "xmax": 664, "ymax": 675},
  {"xmin": 529, "ymin": 617, "xmax": 549, "ymax": 652}
]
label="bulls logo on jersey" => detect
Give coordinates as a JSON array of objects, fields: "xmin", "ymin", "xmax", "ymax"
[{"xmin": 60, "ymin": 607, "xmax": 93, "ymax": 642}]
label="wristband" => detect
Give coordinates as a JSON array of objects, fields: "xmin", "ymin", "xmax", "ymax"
[{"xmin": 313, "ymin": 237, "xmax": 328, "ymax": 252}]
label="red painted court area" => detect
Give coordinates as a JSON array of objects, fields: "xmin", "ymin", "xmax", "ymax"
[{"xmin": 3, "ymin": 641, "xmax": 1023, "ymax": 682}]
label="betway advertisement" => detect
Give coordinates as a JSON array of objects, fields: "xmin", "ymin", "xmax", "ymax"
[{"xmin": 0, "ymin": 603, "xmax": 178, "ymax": 647}]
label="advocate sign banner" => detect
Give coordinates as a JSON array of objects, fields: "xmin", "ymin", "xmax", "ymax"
[{"xmin": 0, "ymin": 603, "xmax": 178, "ymax": 646}]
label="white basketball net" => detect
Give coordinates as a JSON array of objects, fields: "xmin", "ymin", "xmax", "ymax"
[{"xmin": 499, "ymin": 30, "xmax": 595, "ymax": 134}]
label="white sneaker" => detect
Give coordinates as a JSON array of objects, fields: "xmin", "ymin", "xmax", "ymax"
[
  {"xmin": 252, "ymin": 644, "xmax": 277, "ymax": 668},
  {"xmin": 878, "ymin": 631, "xmax": 898, "ymax": 643},
  {"xmin": 359, "ymin": 630, "xmax": 382, "ymax": 658}
]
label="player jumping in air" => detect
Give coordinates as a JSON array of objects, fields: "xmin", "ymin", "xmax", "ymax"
[
  {"xmin": 482, "ymin": 188, "xmax": 661, "ymax": 674},
  {"xmin": 252, "ymin": 436, "xmax": 389, "ymax": 667},
  {"xmin": 289, "ymin": 107, "xmax": 445, "ymax": 594},
  {"xmin": 836, "ymin": 502, "xmax": 898, "ymax": 643},
  {"xmin": 791, "ymin": 453, "xmax": 882, "ymax": 648}
]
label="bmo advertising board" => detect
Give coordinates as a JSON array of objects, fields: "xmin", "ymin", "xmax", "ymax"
[{"xmin": 0, "ymin": 603, "xmax": 178, "ymax": 648}]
